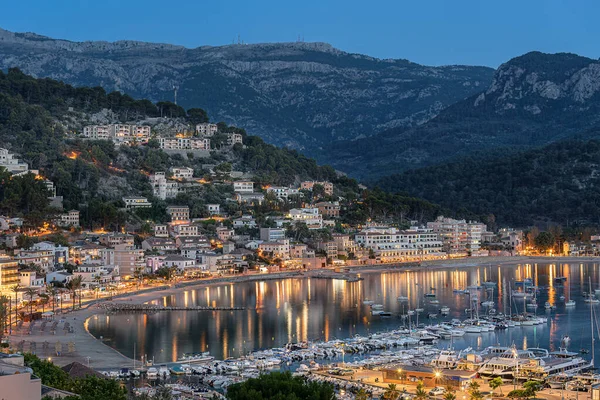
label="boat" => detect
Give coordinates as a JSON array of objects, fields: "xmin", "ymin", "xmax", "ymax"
[
  {"xmin": 584, "ymin": 296, "xmax": 599, "ymax": 304},
  {"xmin": 547, "ymin": 373, "xmax": 573, "ymax": 389},
  {"xmin": 424, "ymin": 293, "xmax": 436, "ymax": 298},
  {"xmin": 157, "ymin": 365, "xmax": 170, "ymax": 379},
  {"xmin": 483, "ymin": 281, "xmax": 497, "ymax": 288},
  {"xmin": 371, "ymin": 304, "xmax": 384, "ymax": 310},
  {"xmin": 544, "ymin": 302, "xmax": 553, "ymax": 309},
  {"xmin": 146, "ymin": 367, "xmax": 158, "ymax": 379},
  {"xmin": 362, "ymin": 300, "xmax": 375, "ymax": 305},
  {"xmin": 481, "ymin": 301, "xmax": 494, "ymax": 307},
  {"xmin": 177, "ymin": 352, "xmax": 215, "ymax": 363},
  {"xmin": 397, "ymin": 296, "xmax": 409, "ymax": 302},
  {"xmin": 559, "ymin": 295, "xmax": 566, "ymax": 301},
  {"xmin": 566, "ymin": 300, "xmax": 576, "ymax": 307},
  {"xmin": 440, "ymin": 306, "xmax": 450, "ymax": 315},
  {"xmin": 415, "ymin": 308, "xmax": 425, "ymax": 313},
  {"xmin": 429, "ymin": 299, "xmax": 440, "ymax": 304},
  {"xmin": 378, "ymin": 311, "xmax": 392, "ymax": 317}
]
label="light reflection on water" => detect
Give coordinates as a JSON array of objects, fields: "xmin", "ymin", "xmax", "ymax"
[{"xmin": 87, "ymin": 262, "xmax": 600, "ymax": 363}]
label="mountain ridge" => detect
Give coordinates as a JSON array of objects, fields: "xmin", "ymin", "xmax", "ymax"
[{"xmin": 0, "ymin": 27, "xmax": 493, "ymax": 152}]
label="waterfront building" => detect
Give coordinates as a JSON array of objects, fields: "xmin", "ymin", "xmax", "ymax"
[
  {"xmin": 355, "ymin": 226, "xmax": 445, "ymax": 262},
  {"xmin": 100, "ymin": 244, "xmax": 144, "ymax": 280},
  {"xmin": 141, "ymin": 237, "xmax": 177, "ymax": 252},
  {"xmin": 427, "ymin": 216, "xmax": 486, "ymax": 256},
  {"xmin": 258, "ymin": 240, "xmax": 290, "ymax": 260},
  {"xmin": 0, "ymin": 258, "xmax": 19, "ymax": 293}
]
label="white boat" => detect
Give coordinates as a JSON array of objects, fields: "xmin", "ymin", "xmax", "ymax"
[
  {"xmin": 481, "ymin": 301, "xmax": 494, "ymax": 307},
  {"xmin": 146, "ymin": 367, "xmax": 158, "ymax": 379},
  {"xmin": 440, "ymin": 306, "xmax": 450, "ymax": 315},
  {"xmin": 158, "ymin": 365, "xmax": 170, "ymax": 378},
  {"xmin": 371, "ymin": 304, "xmax": 384, "ymax": 310},
  {"xmin": 362, "ymin": 300, "xmax": 374, "ymax": 305},
  {"xmin": 397, "ymin": 296, "xmax": 409, "ymax": 302},
  {"xmin": 559, "ymin": 295, "xmax": 565, "ymax": 301},
  {"xmin": 429, "ymin": 299, "xmax": 440, "ymax": 304},
  {"xmin": 415, "ymin": 308, "xmax": 424, "ymax": 313},
  {"xmin": 566, "ymin": 300, "xmax": 576, "ymax": 307}
]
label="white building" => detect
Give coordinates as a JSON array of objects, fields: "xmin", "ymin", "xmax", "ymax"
[
  {"xmin": 123, "ymin": 196, "xmax": 152, "ymax": 209},
  {"xmin": 427, "ymin": 216, "xmax": 486, "ymax": 256},
  {"xmin": 355, "ymin": 226, "xmax": 445, "ymax": 262},
  {"xmin": 171, "ymin": 167, "xmax": 194, "ymax": 180},
  {"xmin": 288, "ymin": 208, "xmax": 323, "ymax": 229},
  {"xmin": 0, "ymin": 148, "xmax": 28, "ymax": 174},
  {"xmin": 149, "ymin": 172, "xmax": 179, "ymax": 200},
  {"xmin": 172, "ymin": 224, "xmax": 199, "ymax": 237},
  {"xmin": 83, "ymin": 124, "xmax": 150, "ymax": 144},
  {"xmin": 267, "ymin": 186, "xmax": 300, "ymax": 200},
  {"xmin": 159, "ymin": 137, "xmax": 211, "ymax": 150},
  {"xmin": 227, "ymin": 133, "xmax": 243, "ymax": 146},
  {"xmin": 233, "ymin": 181, "xmax": 254, "ymax": 193},
  {"xmin": 259, "ymin": 240, "xmax": 291, "ymax": 260},
  {"xmin": 233, "ymin": 216, "xmax": 257, "ymax": 229},
  {"xmin": 206, "ymin": 204, "xmax": 220, "ymax": 215},
  {"xmin": 260, "ymin": 228, "xmax": 286, "ymax": 242},
  {"xmin": 195, "ymin": 123, "xmax": 218, "ymax": 136},
  {"xmin": 57, "ymin": 210, "xmax": 80, "ymax": 228},
  {"xmin": 167, "ymin": 206, "xmax": 190, "ymax": 222},
  {"xmin": 162, "ymin": 255, "xmax": 196, "ymax": 273}
]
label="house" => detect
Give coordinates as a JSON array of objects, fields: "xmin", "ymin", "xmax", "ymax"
[
  {"xmin": 57, "ymin": 210, "xmax": 80, "ymax": 228},
  {"xmin": 227, "ymin": 133, "xmax": 243, "ymax": 146},
  {"xmin": 166, "ymin": 206, "xmax": 190, "ymax": 222},
  {"xmin": 123, "ymin": 196, "xmax": 152, "ymax": 209},
  {"xmin": 162, "ymin": 255, "xmax": 196, "ymax": 273},
  {"xmin": 222, "ymin": 241, "xmax": 236, "ymax": 254},
  {"xmin": 195, "ymin": 123, "xmax": 218, "ymax": 136},
  {"xmin": 0, "ymin": 148, "xmax": 29, "ymax": 174},
  {"xmin": 149, "ymin": 172, "xmax": 179, "ymax": 200},
  {"xmin": 172, "ymin": 224, "xmax": 198, "ymax": 237},
  {"xmin": 14, "ymin": 249, "xmax": 54, "ymax": 272},
  {"xmin": 19, "ymin": 269, "xmax": 45, "ymax": 288},
  {"xmin": 176, "ymin": 236, "xmax": 210, "ymax": 249},
  {"xmin": 206, "ymin": 204, "xmax": 220, "ymax": 215},
  {"xmin": 216, "ymin": 227, "xmax": 235, "ymax": 242},
  {"xmin": 69, "ymin": 243, "xmax": 106, "ymax": 265},
  {"xmin": 3, "ymin": 233, "xmax": 19, "ymax": 249},
  {"xmin": 0, "ymin": 355, "xmax": 42, "ymax": 399},
  {"xmin": 99, "ymin": 233, "xmax": 134, "ymax": 248},
  {"xmin": 300, "ymin": 181, "xmax": 333, "ymax": 196},
  {"xmin": 170, "ymin": 167, "xmax": 194, "ymax": 180},
  {"xmin": 74, "ymin": 264, "xmax": 116, "ymax": 288},
  {"xmin": 233, "ymin": 215, "xmax": 257, "ymax": 229},
  {"xmin": 290, "ymin": 244, "xmax": 315, "ymax": 259},
  {"xmin": 288, "ymin": 208, "xmax": 323, "ymax": 229},
  {"xmin": 32, "ymin": 241, "xmax": 69, "ymax": 265},
  {"xmin": 154, "ymin": 224, "xmax": 169, "ymax": 238},
  {"xmin": 46, "ymin": 271, "xmax": 73, "ymax": 285},
  {"xmin": 233, "ymin": 181, "xmax": 254, "ymax": 193},
  {"xmin": 141, "ymin": 238, "xmax": 177, "ymax": 252},
  {"xmin": 234, "ymin": 192, "xmax": 265, "ymax": 204},
  {"xmin": 315, "ymin": 202, "xmax": 340, "ymax": 218},
  {"xmin": 267, "ymin": 186, "xmax": 300, "ymax": 200},
  {"xmin": 258, "ymin": 240, "xmax": 291, "ymax": 260},
  {"xmin": 200, "ymin": 253, "xmax": 236, "ymax": 274},
  {"xmin": 0, "ymin": 216, "xmax": 9, "ymax": 231},
  {"xmin": 245, "ymin": 240, "xmax": 263, "ymax": 250},
  {"xmin": 146, "ymin": 255, "xmax": 166, "ymax": 273},
  {"xmin": 260, "ymin": 228, "xmax": 286, "ymax": 242}
]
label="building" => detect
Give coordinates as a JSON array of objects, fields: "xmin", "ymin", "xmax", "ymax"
[
  {"xmin": 233, "ymin": 215, "xmax": 257, "ymax": 229},
  {"xmin": 123, "ymin": 196, "xmax": 152, "ymax": 209},
  {"xmin": 234, "ymin": 192, "xmax": 265, "ymax": 205},
  {"xmin": 288, "ymin": 208, "xmax": 323, "ymax": 229},
  {"xmin": 100, "ymin": 244, "xmax": 144, "ymax": 280},
  {"xmin": 0, "ymin": 148, "xmax": 29, "ymax": 174},
  {"xmin": 154, "ymin": 224, "xmax": 169, "ymax": 238},
  {"xmin": 99, "ymin": 233, "xmax": 134, "ymax": 248},
  {"xmin": 355, "ymin": 226, "xmax": 445, "ymax": 262},
  {"xmin": 166, "ymin": 206, "xmax": 190, "ymax": 222},
  {"xmin": 74, "ymin": 264, "xmax": 116, "ymax": 288},
  {"xmin": 159, "ymin": 137, "xmax": 210, "ymax": 150},
  {"xmin": 83, "ymin": 124, "xmax": 151, "ymax": 144},
  {"xmin": 14, "ymin": 249, "xmax": 54, "ymax": 272},
  {"xmin": 267, "ymin": 186, "xmax": 300, "ymax": 200},
  {"xmin": 149, "ymin": 172, "xmax": 179, "ymax": 200},
  {"xmin": 290, "ymin": 244, "xmax": 314, "ymax": 258},
  {"xmin": 0, "ymin": 355, "xmax": 42, "ymax": 399},
  {"xmin": 46, "ymin": 271, "xmax": 73, "ymax": 285},
  {"xmin": 206, "ymin": 204, "xmax": 220, "ymax": 215},
  {"xmin": 315, "ymin": 201, "xmax": 340, "ymax": 218},
  {"xmin": 172, "ymin": 224, "xmax": 198, "ymax": 237},
  {"xmin": 195, "ymin": 123, "xmax": 218, "ymax": 136},
  {"xmin": 227, "ymin": 133, "xmax": 243, "ymax": 146},
  {"xmin": 57, "ymin": 210, "xmax": 80, "ymax": 228},
  {"xmin": 300, "ymin": 181, "xmax": 333, "ymax": 196},
  {"xmin": 315, "ymin": 241, "xmax": 338, "ymax": 258},
  {"xmin": 216, "ymin": 227, "xmax": 235, "ymax": 242},
  {"xmin": 258, "ymin": 240, "xmax": 290, "ymax": 260},
  {"xmin": 260, "ymin": 228, "xmax": 286, "ymax": 242},
  {"xmin": 141, "ymin": 237, "xmax": 177, "ymax": 252},
  {"xmin": 0, "ymin": 258, "xmax": 19, "ymax": 292},
  {"xmin": 170, "ymin": 167, "xmax": 194, "ymax": 180},
  {"xmin": 427, "ymin": 216, "xmax": 486, "ymax": 256},
  {"xmin": 32, "ymin": 241, "xmax": 69, "ymax": 265},
  {"xmin": 162, "ymin": 255, "xmax": 196, "ymax": 273},
  {"xmin": 233, "ymin": 181, "xmax": 254, "ymax": 193},
  {"xmin": 176, "ymin": 236, "xmax": 210, "ymax": 250},
  {"xmin": 19, "ymin": 269, "xmax": 45, "ymax": 288}
]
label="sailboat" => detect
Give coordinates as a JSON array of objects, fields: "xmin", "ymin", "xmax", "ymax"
[
  {"xmin": 483, "ymin": 264, "xmax": 497, "ymax": 288},
  {"xmin": 584, "ymin": 277, "xmax": 600, "ymax": 304},
  {"xmin": 565, "ymin": 273, "xmax": 576, "ymax": 307}
]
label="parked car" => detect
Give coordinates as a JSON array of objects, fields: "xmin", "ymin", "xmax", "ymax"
[{"xmin": 429, "ymin": 387, "xmax": 446, "ymax": 396}]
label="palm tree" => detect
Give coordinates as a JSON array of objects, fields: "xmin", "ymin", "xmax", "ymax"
[
  {"xmin": 24, "ymin": 287, "xmax": 38, "ymax": 318},
  {"xmin": 383, "ymin": 384, "xmax": 399, "ymax": 400},
  {"xmin": 38, "ymin": 294, "xmax": 49, "ymax": 314},
  {"xmin": 46, "ymin": 286, "xmax": 57, "ymax": 315},
  {"xmin": 415, "ymin": 381, "xmax": 428, "ymax": 400},
  {"xmin": 444, "ymin": 386, "xmax": 456, "ymax": 400},
  {"xmin": 355, "ymin": 388, "xmax": 370, "ymax": 400},
  {"xmin": 11, "ymin": 284, "xmax": 20, "ymax": 324},
  {"xmin": 0, "ymin": 296, "xmax": 9, "ymax": 337},
  {"xmin": 66, "ymin": 276, "xmax": 82, "ymax": 310}
]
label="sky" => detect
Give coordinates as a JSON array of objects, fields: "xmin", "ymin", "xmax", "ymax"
[{"xmin": 0, "ymin": 0, "xmax": 597, "ymax": 67}]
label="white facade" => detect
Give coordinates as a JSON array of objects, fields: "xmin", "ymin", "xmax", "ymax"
[
  {"xmin": 427, "ymin": 216, "xmax": 486, "ymax": 255},
  {"xmin": 355, "ymin": 226, "xmax": 445, "ymax": 261},
  {"xmin": 195, "ymin": 123, "xmax": 218, "ymax": 136},
  {"xmin": 57, "ymin": 210, "xmax": 80, "ymax": 228},
  {"xmin": 233, "ymin": 181, "xmax": 254, "ymax": 193},
  {"xmin": 149, "ymin": 172, "xmax": 179, "ymax": 200},
  {"xmin": 123, "ymin": 196, "xmax": 152, "ymax": 208},
  {"xmin": 227, "ymin": 133, "xmax": 243, "ymax": 145},
  {"xmin": 259, "ymin": 240, "xmax": 291, "ymax": 260},
  {"xmin": 267, "ymin": 186, "xmax": 300, "ymax": 200},
  {"xmin": 206, "ymin": 204, "xmax": 220, "ymax": 215},
  {"xmin": 0, "ymin": 148, "xmax": 28, "ymax": 174},
  {"xmin": 159, "ymin": 137, "xmax": 210, "ymax": 150},
  {"xmin": 171, "ymin": 167, "xmax": 194, "ymax": 180},
  {"xmin": 82, "ymin": 124, "xmax": 150, "ymax": 144},
  {"xmin": 288, "ymin": 208, "xmax": 323, "ymax": 229}
]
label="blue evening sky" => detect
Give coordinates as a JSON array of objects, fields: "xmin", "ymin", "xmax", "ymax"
[{"xmin": 0, "ymin": 0, "xmax": 596, "ymax": 67}]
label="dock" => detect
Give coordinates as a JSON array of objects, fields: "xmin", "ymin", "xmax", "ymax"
[{"xmin": 97, "ymin": 303, "xmax": 245, "ymax": 312}]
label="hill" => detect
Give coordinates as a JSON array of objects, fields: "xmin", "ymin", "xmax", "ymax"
[
  {"xmin": 0, "ymin": 69, "xmax": 443, "ymax": 230},
  {"xmin": 0, "ymin": 28, "xmax": 493, "ymax": 152},
  {"xmin": 375, "ymin": 140, "xmax": 600, "ymax": 226},
  {"xmin": 325, "ymin": 52, "xmax": 600, "ymax": 179}
]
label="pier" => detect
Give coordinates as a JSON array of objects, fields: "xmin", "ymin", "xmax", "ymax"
[{"xmin": 97, "ymin": 303, "xmax": 245, "ymax": 312}]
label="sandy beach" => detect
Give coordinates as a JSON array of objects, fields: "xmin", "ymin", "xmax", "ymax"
[{"xmin": 10, "ymin": 255, "xmax": 600, "ymax": 369}]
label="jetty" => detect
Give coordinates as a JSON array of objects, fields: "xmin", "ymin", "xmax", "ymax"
[{"xmin": 97, "ymin": 302, "xmax": 245, "ymax": 312}]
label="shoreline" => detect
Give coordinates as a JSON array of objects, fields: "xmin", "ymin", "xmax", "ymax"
[{"xmin": 11, "ymin": 255, "xmax": 600, "ymax": 369}]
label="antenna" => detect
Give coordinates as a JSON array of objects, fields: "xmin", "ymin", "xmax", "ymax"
[{"xmin": 173, "ymin": 85, "xmax": 179, "ymax": 105}]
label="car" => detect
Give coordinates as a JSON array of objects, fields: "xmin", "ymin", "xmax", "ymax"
[{"xmin": 429, "ymin": 387, "xmax": 446, "ymax": 396}]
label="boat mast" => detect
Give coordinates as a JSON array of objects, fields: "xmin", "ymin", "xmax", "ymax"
[{"xmin": 591, "ymin": 277, "xmax": 595, "ymax": 368}]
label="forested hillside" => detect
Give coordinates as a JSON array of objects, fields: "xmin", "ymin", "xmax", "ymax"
[{"xmin": 376, "ymin": 140, "xmax": 600, "ymax": 226}]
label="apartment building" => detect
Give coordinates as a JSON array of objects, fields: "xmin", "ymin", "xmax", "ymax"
[
  {"xmin": 233, "ymin": 181, "xmax": 254, "ymax": 193},
  {"xmin": 427, "ymin": 216, "xmax": 486, "ymax": 255},
  {"xmin": 195, "ymin": 123, "xmax": 218, "ymax": 136},
  {"xmin": 0, "ymin": 148, "xmax": 29, "ymax": 174},
  {"xmin": 355, "ymin": 226, "xmax": 445, "ymax": 262},
  {"xmin": 154, "ymin": 224, "xmax": 169, "ymax": 238},
  {"xmin": 99, "ymin": 233, "xmax": 134, "ymax": 248},
  {"xmin": 159, "ymin": 137, "xmax": 211, "ymax": 150},
  {"xmin": 267, "ymin": 186, "xmax": 300, "ymax": 200},
  {"xmin": 167, "ymin": 206, "xmax": 190, "ymax": 222},
  {"xmin": 300, "ymin": 181, "xmax": 334, "ymax": 196},
  {"xmin": 57, "ymin": 210, "xmax": 80, "ymax": 228},
  {"xmin": 216, "ymin": 227, "xmax": 235, "ymax": 241},
  {"xmin": 172, "ymin": 224, "xmax": 199, "ymax": 237},
  {"xmin": 315, "ymin": 201, "xmax": 340, "ymax": 218},
  {"xmin": 100, "ymin": 244, "xmax": 144, "ymax": 280},
  {"xmin": 14, "ymin": 249, "xmax": 54, "ymax": 272},
  {"xmin": 82, "ymin": 124, "xmax": 150, "ymax": 144},
  {"xmin": 227, "ymin": 133, "xmax": 243, "ymax": 145},
  {"xmin": 0, "ymin": 258, "xmax": 19, "ymax": 292},
  {"xmin": 260, "ymin": 228, "xmax": 286, "ymax": 242},
  {"xmin": 259, "ymin": 240, "xmax": 291, "ymax": 260}
]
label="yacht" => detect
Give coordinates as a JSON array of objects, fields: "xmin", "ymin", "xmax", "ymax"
[
  {"xmin": 397, "ymin": 296, "xmax": 409, "ymax": 302},
  {"xmin": 440, "ymin": 306, "xmax": 450, "ymax": 315},
  {"xmin": 146, "ymin": 367, "xmax": 158, "ymax": 379},
  {"xmin": 481, "ymin": 301, "xmax": 494, "ymax": 307},
  {"xmin": 430, "ymin": 350, "xmax": 460, "ymax": 369},
  {"xmin": 566, "ymin": 299, "xmax": 576, "ymax": 307}
]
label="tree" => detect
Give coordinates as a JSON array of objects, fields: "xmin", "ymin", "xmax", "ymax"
[
  {"xmin": 66, "ymin": 276, "xmax": 82, "ymax": 310},
  {"xmin": 383, "ymin": 383, "xmax": 399, "ymax": 400},
  {"xmin": 443, "ymin": 390, "xmax": 456, "ymax": 400},
  {"xmin": 414, "ymin": 381, "xmax": 428, "ymax": 400},
  {"xmin": 355, "ymin": 388, "xmax": 370, "ymax": 400},
  {"xmin": 70, "ymin": 375, "xmax": 127, "ymax": 400},
  {"xmin": 489, "ymin": 377, "xmax": 503, "ymax": 395},
  {"xmin": 226, "ymin": 371, "xmax": 334, "ymax": 400},
  {"xmin": 24, "ymin": 287, "xmax": 38, "ymax": 318},
  {"xmin": 12, "ymin": 284, "xmax": 21, "ymax": 325},
  {"xmin": 522, "ymin": 381, "xmax": 541, "ymax": 398},
  {"xmin": 534, "ymin": 231, "xmax": 554, "ymax": 253},
  {"xmin": 467, "ymin": 381, "xmax": 483, "ymax": 400},
  {"xmin": 24, "ymin": 353, "xmax": 71, "ymax": 389},
  {"xmin": 187, "ymin": 108, "xmax": 209, "ymax": 125},
  {"xmin": 0, "ymin": 296, "xmax": 9, "ymax": 339}
]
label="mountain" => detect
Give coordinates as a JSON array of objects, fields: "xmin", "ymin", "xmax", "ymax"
[
  {"xmin": 0, "ymin": 28, "xmax": 493, "ymax": 151},
  {"xmin": 325, "ymin": 51, "xmax": 600, "ymax": 179},
  {"xmin": 375, "ymin": 140, "xmax": 600, "ymax": 226}
]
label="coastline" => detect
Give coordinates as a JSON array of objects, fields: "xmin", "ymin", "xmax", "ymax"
[{"xmin": 12, "ymin": 255, "xmax": 600, "ymax": 369}]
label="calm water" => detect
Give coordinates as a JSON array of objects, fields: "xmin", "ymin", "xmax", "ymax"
[{"xmin": 87, "ymin": 262, "xmax": 600, "ymax": 364}]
